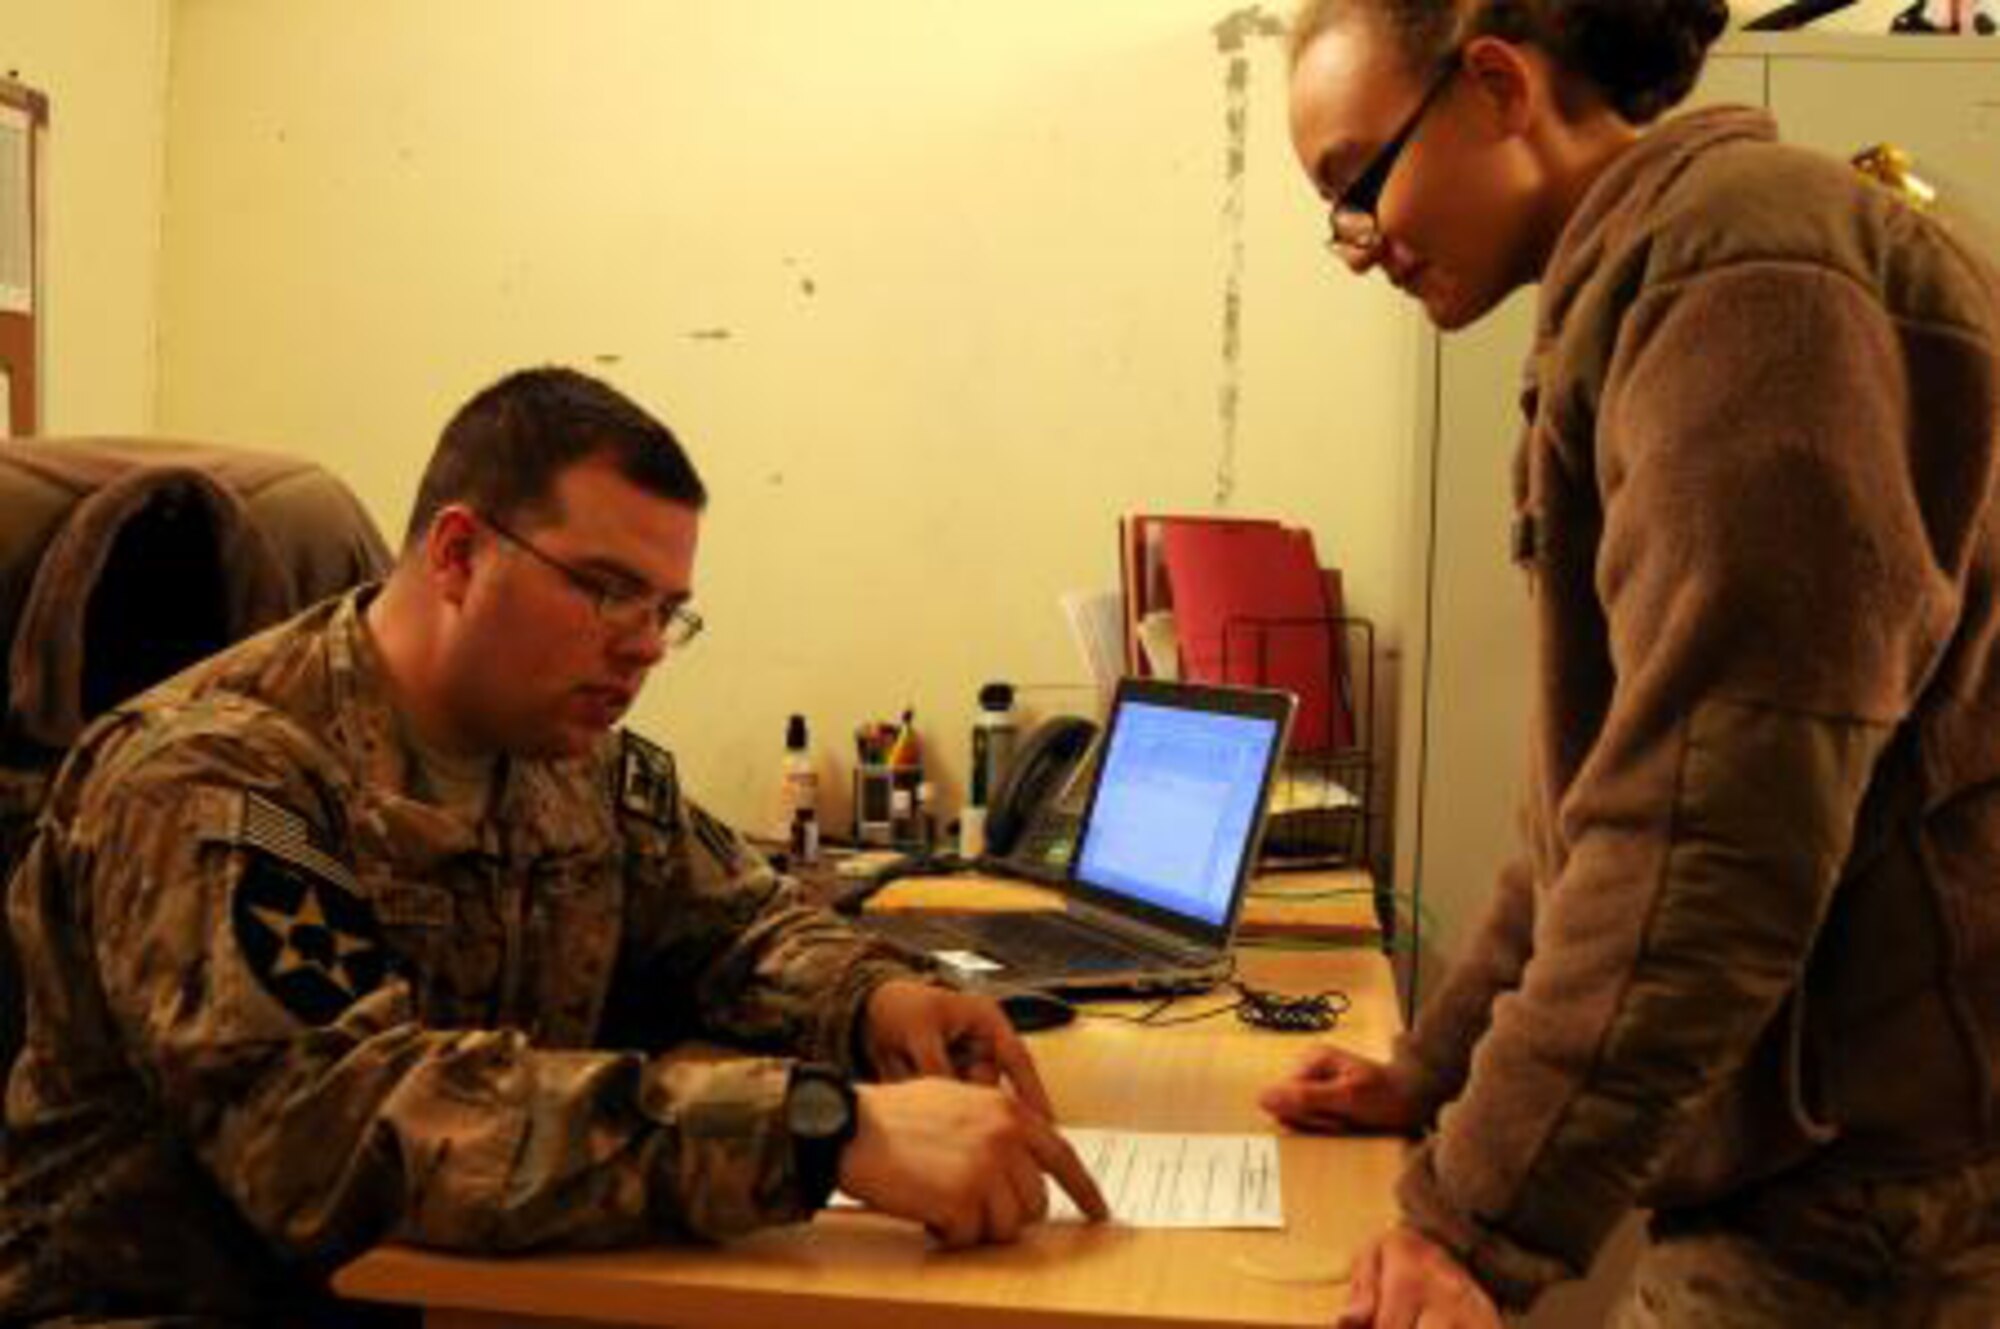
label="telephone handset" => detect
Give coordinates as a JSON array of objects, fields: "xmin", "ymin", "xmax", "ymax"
[{"xmin": 983, "ymin": 715, "xmax": 1099, "ymax": 883}]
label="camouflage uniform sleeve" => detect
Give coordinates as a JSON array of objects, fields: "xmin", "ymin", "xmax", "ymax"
[
  {"xmin": 74, "ymin": 723, "xmax": 817, "ymax": 1267},
  {"xmin": 612, "ymin": 736, "xmax": 933, "ymax": 1077}
]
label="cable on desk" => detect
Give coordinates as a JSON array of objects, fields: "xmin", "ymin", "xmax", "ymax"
[
  {"xmin": 1235, "ymin": 984, "xmax": 1350, "ymax": 1033},
  {"xmin": 1080, "ymin": 972, "xmax": 1350, "ymax": 1034}
]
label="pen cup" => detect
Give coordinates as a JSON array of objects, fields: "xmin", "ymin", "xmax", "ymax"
[
  {"xmin": 853, "ymin": 765, "xmax": 895, "ymax": 847},
  {"xmin": 891, "ymin": 766, "xmax": 930, "ymax": 851}
]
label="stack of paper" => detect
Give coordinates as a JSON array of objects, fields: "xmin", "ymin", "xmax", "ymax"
[{"xmin": 1059, "ymin": 589, "xmax": 1126, "ymax": 717}]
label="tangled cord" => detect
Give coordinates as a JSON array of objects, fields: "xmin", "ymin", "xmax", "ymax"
[
  {"xmin": 1233, "ymin": 983, "xmax": 1349, "ymax": 1033},
  {"xmin": 1083, "ymin": 974, "xmax": 1350, "ymax": 1034}
]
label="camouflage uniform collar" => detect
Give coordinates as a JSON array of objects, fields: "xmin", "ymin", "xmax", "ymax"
[
  {"xmin": 323, "ymin": 588, "xmax": 427, "ymax": 806},
  {"xmin": 324, "ymin": 588, "xmax": 613, "ymax": 860}
]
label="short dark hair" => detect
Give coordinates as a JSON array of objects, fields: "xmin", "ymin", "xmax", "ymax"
[
  {"xmin": 1291, "ymin": 0, "xmax": 1728, "ymax": 126},
  {"xmin": 403, "ymin": 367, "xmax": 708, "ymax": 549}
]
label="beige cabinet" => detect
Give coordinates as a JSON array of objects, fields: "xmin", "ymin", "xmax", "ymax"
[{"xmin": 1394, "ymin": 37, "xmax": 2000, "ymax": 1007}]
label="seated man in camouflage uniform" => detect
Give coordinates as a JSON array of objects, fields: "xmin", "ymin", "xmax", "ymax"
[{"xmin": 0, "ymin": 367, "xmax": 1105, "ymax": 1324}]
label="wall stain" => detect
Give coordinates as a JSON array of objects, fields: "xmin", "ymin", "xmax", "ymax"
[
  {"xmin": 1210, "ymin": 5, "xmax": 1287, "ymax": 510},
  {"xmin": 784, "ymin": 256, "xmax": 819, "ymax": 299}
]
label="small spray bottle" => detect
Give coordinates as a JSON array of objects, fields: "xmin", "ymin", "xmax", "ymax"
[{"xmin": 782, "ymin": 713, "xmax": 820, "ymax": 864}]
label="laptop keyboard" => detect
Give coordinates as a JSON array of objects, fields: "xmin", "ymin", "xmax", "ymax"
[
  {"xmin": 952, "ymin": 914, "xmax": 1153, "ymax": 973},
  {"xmin": 870, "ymin": 912, "xmax": 1154, "ymax": 974}
]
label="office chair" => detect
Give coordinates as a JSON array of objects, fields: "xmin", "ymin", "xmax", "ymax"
[{"xmin": 0, "ymin": 437, "xmax": 391, "ymax": 1084}]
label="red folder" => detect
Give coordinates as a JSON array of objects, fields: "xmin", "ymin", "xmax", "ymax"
[
  {"xmin": 1157, "ymin": 518, "xmax": 1349, "ymax": 753},
  {"xmin": 1120, "ymin": 513, "xmax": 1273, "ymax": 676}
]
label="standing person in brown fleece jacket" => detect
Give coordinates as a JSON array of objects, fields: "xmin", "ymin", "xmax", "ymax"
[{"xmin": 1269, "ymin": 0, "xmax": 2000, "ymax": 1325}]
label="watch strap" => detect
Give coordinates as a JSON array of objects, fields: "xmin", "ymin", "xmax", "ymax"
[{"xmin": 787, "ymin": 1062, "xmax": 857, "ymax": 1210}]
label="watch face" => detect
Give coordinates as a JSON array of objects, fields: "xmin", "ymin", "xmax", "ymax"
[{"xmin": 789, "ymin": 1074, "xmax": 853, "ymax": 1139}]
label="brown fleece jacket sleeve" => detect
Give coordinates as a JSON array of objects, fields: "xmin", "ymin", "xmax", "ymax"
[
  {"xmin": 1391, "ymin": 853, "xmax": 1537, "ymax": 1117},
  {"xmin": 1398, "ymin": 261, "xmax": 1992, "ymax": 1308}
]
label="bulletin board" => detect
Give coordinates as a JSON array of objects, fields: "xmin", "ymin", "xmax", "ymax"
[{"xmin": 0, "ymin": 77, "xmax": 48, "ymax": 438}]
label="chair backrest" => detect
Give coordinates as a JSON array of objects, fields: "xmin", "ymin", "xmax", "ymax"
[{"xmin": 0, "ymin": 437, "xmax": 392, "ymax": 1087}]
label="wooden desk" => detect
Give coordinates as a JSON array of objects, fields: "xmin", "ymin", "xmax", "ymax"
[{"xmin": 334, "ymin": 939, "xmax": 1400, "ymax": 1329}]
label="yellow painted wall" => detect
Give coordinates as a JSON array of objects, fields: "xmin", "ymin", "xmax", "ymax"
[
  {"xmin": 146, "ymin": 0, "xmax": 1935, "ymax": 835},
  {"xmin": 4, "ymin": 0, "xmax": 170, "ymax": 432},
  {"xmin": 155, "ymin": 0, "xmax": 1421, "ymax": 832}
]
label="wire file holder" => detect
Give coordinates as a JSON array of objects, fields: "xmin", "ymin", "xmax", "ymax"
[{"xmin": 1218, "ymin": 613, "xmax": 1377, "ymax": 872}]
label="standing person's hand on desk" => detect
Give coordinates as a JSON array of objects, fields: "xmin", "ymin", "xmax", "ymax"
[
  {"xmin": 840, "ymin": 1078, "xmax": 1111, "ymax": 1247},
  {"xmin": 862, "ymin": 979, "xmax": 1055, "ymax": 1117},
  {"xmin": 1339, "ymin": 1226, "xmax": 1502, "ymax": 1329},
  {"xmin": 1257, "ymin": 1046, "xmax": 1424, "ymax": 1135}
]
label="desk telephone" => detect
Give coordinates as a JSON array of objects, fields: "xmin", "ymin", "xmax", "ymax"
[{"xmin": 982, "ymin": 715, "xmax": 1098, "ymax": 883}]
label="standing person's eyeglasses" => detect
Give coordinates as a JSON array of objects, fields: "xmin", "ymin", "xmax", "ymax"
[
  {"xmin": 1326, "ymin": 54, "xmax": 1462, "ymax": 258},
  {"xmin": 478, "ymin": 513, "xmax": 705, "ymax": 648}
]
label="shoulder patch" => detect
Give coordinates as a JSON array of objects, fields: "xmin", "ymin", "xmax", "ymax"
[
  {"xmin": 228, "ymin": 794, "xmax": 392, "ymax": 1026},
  {"xmin": 617, "ymin": 731, "xmax": 680, "ymax": 830}
]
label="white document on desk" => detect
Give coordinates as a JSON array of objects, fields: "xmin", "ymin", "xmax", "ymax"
[
  {"xmin": 832, "ymin": 1128, "xmax": 1284, "ymax": 1230},
  {"xmin": 1052, "ymin": 1128, "xmax": 1283, "ymax": 1229}
]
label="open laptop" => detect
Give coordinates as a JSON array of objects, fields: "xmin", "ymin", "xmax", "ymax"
[{"xmin": 859, "ymin": 678, "xmax": 1296, "ymax": 995}]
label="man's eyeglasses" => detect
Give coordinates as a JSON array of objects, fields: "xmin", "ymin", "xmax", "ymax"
[
  {"xmin": 478, "ymin": 513, "xmax": 704, "ymax": 648},
  {"xmin": 1327, "ymin": 55, "xmax": 1461, "ymax": 258}
]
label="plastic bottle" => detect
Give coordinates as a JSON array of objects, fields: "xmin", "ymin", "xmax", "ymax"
[
  {"xmin": 781, "ymin": 714, "xmax": 820, "ymax": 862},
  {"xmin": 971, "ymin": 682, "xmax": 1019, "ymax": 806},
  {"xmin": 962, "ymin": 682, "xmax": 1018, "ymax": 858}
]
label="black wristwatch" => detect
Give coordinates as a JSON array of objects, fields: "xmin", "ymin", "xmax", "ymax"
[{"xmin": 786, "ymin": 1062, "xmax": 858, "ymax": 1210}]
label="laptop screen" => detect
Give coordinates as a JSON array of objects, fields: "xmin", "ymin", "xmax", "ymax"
[{"xmin": 1070, "ymin": 686, "xmax": 1289, "ymax": 930}]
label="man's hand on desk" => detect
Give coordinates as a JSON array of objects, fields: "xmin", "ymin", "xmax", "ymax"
[
  {"xmin": 1338, "ymin": 1225, "xmax": 1502, "ymax": 1329},
  {"xmin": 839, "ymin": 1078, "xmax": 1111, "ymax": 1247},
  {"xmin": 1257, "ymin": 1046, "xmax": 1423, "ymax": 1135},
  {"xmin": 862, "ymin": 979, "xmax": 1053, "ymax": 1117}
]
